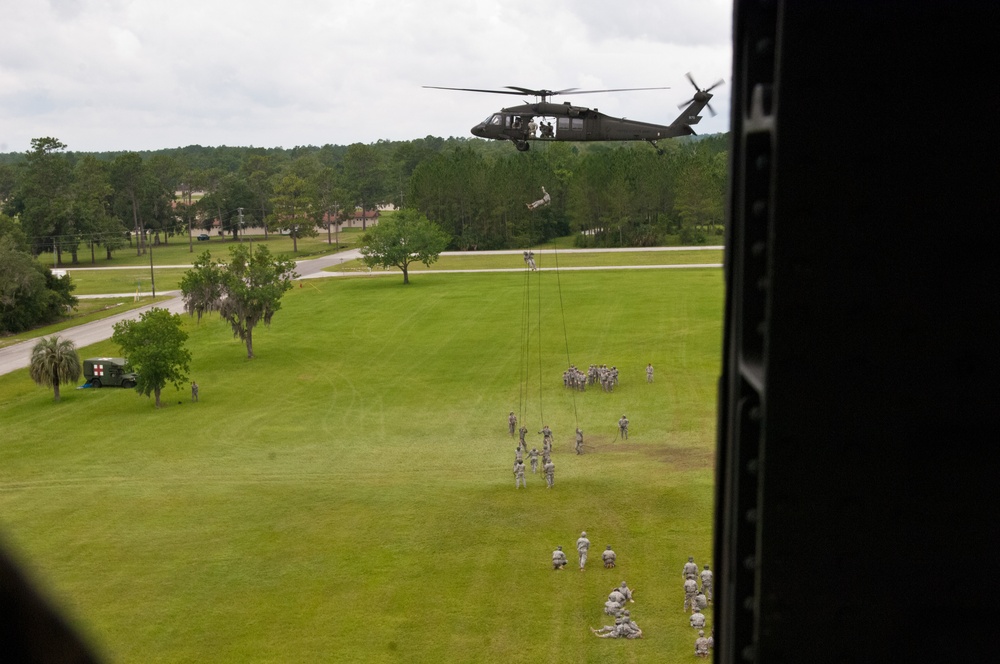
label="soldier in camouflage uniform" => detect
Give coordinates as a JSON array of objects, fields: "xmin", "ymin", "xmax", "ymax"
[
  {"xmin": 646, "ymin": 363, "xmax": 654, "ymax": 383},
  {"xmin": 684, "ymin": 574, "xmax": 699, "ymax": 612},
  {"xmin": 591, "ymin": 617, "xmax": 624, "ymax": 637},
  {"xmin": 552, "ymin": 545, "xmax": 567, "ymax": 570},
  {"xmin": 575, "ymin": 428, "xmax": 584, "ymax": 455},
  {"xmin": 515, "ymin": 447, "xmax": 523, "ymax": 463},
  {"xmin": 700, "ymin": 564, "xmax": 713, "ymax": 603},
  {"xmin": 529, "ymin": 447, "xmax": 540, "ymax": 473},
  {"xmin": 514, "ymin": 459, "xmax": 527, "ymax": 488},
  {"xmin": 518, "ymin": 425, "xmax": 528, "ymax": 451},
  {"xmin": 618, "ymin": 415, "xmax": 629, "ymax": 440},
  {"xmin": 693, "ymin": 588, "xmax": 708, "ymax": 611},
  {"xmin": 602, "ymin": 545, "xmax": 617, "ymax": 568},
  {"xmin": 620, "ymin": 616, "xmax": 643, "ymax": 639},
  {"xmin": 695, "ymin": 629, "xmax": 710, "ymax": 658},
  {"xmin": 683, "ymin": 556, "xmax": 699, "ymax": 579},
  {"xmin": 690, "ymin": 607, "xmax": 706, "ymax": 629},
  {"xmin": 543, "ymin": 458, "xmax": 555, "ymax": 488},
  {"xmin": 508, "ymin": 411, "xmax": 517, "ymax": 436},
  {"xmin": 618, "ymin": 581, "xmax": 634, "ymax": 603},
  {"xmin": 577, "ymin": 531, "xmax": 591, "ymax": 570},
  {"xmin": 539, "ymin": 425, "xmax": 553, "ymax": 450}
]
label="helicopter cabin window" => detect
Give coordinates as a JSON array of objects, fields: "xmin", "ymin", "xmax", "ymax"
[{"xmin": 558, "ymin": 118, "xmax": 584, "ymax": 132}]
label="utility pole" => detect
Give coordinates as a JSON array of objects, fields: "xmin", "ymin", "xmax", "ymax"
[
  {"xmin": 149, "ymin": 230, "xmax": 156, "ymax": 298},
  {"xmin": 239, "ymin": 207, "xmax": 252, "ymax": 258}
]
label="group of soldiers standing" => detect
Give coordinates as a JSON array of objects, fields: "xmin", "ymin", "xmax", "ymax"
[
  {"xmin": 681, "ymin": 556, "xmax": 715, "ymax": 657},
  {"xmin": 562, "ymin": 364, "xmax": 621, "ymax": 392},
  {"xmin": 510, "ymin": 412, "xmax": 555, "ymax": 488}
]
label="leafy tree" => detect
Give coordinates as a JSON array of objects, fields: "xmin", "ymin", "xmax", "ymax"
[
  {"xmin": 110, "ymin": 152, "xmax": 161, "ymax": 255},
  {"xmin": 180, "ymin": 244, "xmax": 297, "ymax": 358},
  {"xmin": 111, "ymin": 307, "xmax": 191, "ymax": 408},
  {"xmin": 310, "ymin": 166, "xmax": 346, "ymax": 246},
  {"xmin": 70, "ymin": 156, "xmax": 121, "ymax": 264},
  {"xmin": 241, "ymin": 156, "xmax": 278, "ymax": 239},
  {"xmin": 28, "ymin": 335, "xmax": 81, "ymax": 402},
  {"xmin": 178, "ymin": 250, "xmax": 225, "ymax": 322},
  {"xmin": 360, "ymin": 209, "xmax": 449, "ymax": 284},
  {"xmin": 267, "ymin": 174, "xmax": 317, "ymax": 252},
  {"xmin": 343, "ymin": 143, "xmax": 386, "ymax": 230},
  {"xmin": 0, "ymin": 212, "xmax": 28, "ymax": 252},
  {"xmin": 15, "ymin": 137, "xmax": 73, "ymax": 261},
  {"xmin": 0, "ymin": 235, "xmax": 77, "ymax": 334}
]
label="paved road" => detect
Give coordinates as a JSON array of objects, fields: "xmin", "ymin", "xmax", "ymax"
[
  {"xmin": 0, "ymin": 249, "xmax": 364, "ymax": 377},
  {"xmin": 0, "ymin": 247, "xmax": 720, "ymax": 376}
]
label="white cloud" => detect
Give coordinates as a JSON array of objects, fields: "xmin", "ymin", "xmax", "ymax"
[{"xmin": 0, "ymin": 0, "xmax": 732, "ymax": 152}]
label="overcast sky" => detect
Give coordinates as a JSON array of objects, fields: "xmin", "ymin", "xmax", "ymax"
[{"xmin": 1, "ymin": 0, "xmax": 732, "ymax": 153}]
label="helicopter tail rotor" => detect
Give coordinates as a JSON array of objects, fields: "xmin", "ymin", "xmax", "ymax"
[{"xmin": 677, "ymin": 73, "xmax": 725, "ymax": 117}]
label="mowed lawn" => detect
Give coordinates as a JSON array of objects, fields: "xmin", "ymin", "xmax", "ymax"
[
  {"xmin": 0, "ymin": 267, "xmax": 722, "ymax": 663},
  {"xmin": 330, "ymin": 248, "xmax": 724, "ymax": 273}
]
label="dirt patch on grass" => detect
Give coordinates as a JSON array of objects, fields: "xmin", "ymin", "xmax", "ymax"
[{"xmin": 599, "ymin": 441, "xmax": 715, "ymax": 470}]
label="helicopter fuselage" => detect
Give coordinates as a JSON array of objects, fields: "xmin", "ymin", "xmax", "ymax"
[{"xmin": 470, "ymin": 100, "xmax": 701, "ymax": 149}]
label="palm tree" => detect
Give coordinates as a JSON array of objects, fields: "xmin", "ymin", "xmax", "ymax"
[{"xmin": 29, "ymin": 336, "xmax": 81, "ymax": 402}]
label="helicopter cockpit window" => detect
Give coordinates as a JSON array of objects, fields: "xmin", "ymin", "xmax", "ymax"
[{"xmin": 490, "ymin": 114, "xmax": 502, "ymax": 125}]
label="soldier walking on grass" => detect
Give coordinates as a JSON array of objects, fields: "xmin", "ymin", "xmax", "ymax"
[
  {"xmin": 575, "ymin": 428, "xmax": 584, "ymax": 455},
  {"xmin": 518, "ymin": 425, "xmax": 528, "ymax": 451},
  {"xmin": 618, "ymin": 414, "xmax": 629, "ymax": 440},
  {"xmin": 577, "ymin": 531, "xmax": 591, "ymax": 570},
  {"xmin": 529, "ymin": 447, "xmax": 540, "ymax": 473},
  {"xmin": 508, "ymin": 411, "xmax": 517, "ymax": 436},
  {"xmin": 646, "ymin": 363, "xmax": 654, "ymax": 383},
  {"xmin": 544, "ymin": 458, "xmax": 555, "ymax": 488},
  {"xmin": 191, "ymin": 381, "xmax": 199, "ymax": 402}
]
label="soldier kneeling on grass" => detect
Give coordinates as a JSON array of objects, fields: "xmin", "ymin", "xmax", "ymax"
[
  {"xmin": 552, "ymin": 545, "xmax": 568, "ymax": 570},
  {"xmin": 603, "ymin": 545, "xmax": 616, "ymax": 568}
]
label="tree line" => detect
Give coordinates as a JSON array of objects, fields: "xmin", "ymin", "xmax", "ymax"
[
  {"xmin": 1, "ymin": 134, "xmax": 726, "ymax": 333},
  {"xmin": 1, "ymin": 134, "xmax": 726, "ymax": 256}
]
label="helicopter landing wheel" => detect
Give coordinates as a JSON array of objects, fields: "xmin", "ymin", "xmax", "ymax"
[{"xmin": 514, "ymin": 140, "xmax": 530, "ymax": 152}]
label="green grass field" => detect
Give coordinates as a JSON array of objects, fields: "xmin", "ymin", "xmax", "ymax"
[
  {"xmin": 62, "ymin": 269, "xmax": 190, "ymax": 296},
  {"xmin": 0, "ymin": 267, "xmax": 722, "ymax": 662},
  {"xmin": 331, "ymin": 248, "xmax": 724, "ymax": 274},
  {"xmin": 43, "ymin": 229, "xmax": 365, "ymax": 270}
]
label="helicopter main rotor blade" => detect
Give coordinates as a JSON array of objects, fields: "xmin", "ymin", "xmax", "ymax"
[
  {"xmin": 425, "ymin": 85, "xmax": 670, "ymax": 99},
  {"xmin": 556, "ymin": 86, "xmax": 670, "ymax": 95},
  {"xmin": 423, "ymin": 86, "xmax": 527, "ymax": 96},
  {"xmin": 704, "ymin": 79, "xmax": 726, "ymax": 93}
]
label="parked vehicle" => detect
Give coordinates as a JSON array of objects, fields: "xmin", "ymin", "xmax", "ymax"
[{"xmin": 83, "ymin": 358, "xmax": 138, "ymax": 388}]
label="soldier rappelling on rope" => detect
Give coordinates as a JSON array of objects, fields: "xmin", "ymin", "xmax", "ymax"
[{"xmin": 526, "ymin": 186, "xmax": 550, "ymax": 211}]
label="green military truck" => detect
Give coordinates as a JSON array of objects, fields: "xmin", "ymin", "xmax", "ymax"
[{"xmin": 83, "ymin": 357, "xmax": 138, "ymax": 388}]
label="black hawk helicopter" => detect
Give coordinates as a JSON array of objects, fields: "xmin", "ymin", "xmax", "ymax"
[{"xmin": 424, "ymin": 73, "xmax": 723, "ymax": 153}]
